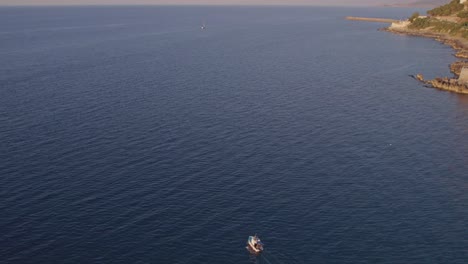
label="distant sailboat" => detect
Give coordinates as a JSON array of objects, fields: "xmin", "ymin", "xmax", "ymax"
[{"xmin": 201, "ymin": 21, "xmax": 206, "ymax": 30}]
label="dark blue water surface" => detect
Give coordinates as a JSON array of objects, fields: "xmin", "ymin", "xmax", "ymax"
[{"xmin": 1, "ymin": 6, "xmax": 467, "ymax": 264}]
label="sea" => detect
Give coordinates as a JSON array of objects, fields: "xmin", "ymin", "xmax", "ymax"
[{"xmin": 0, "ymin": 5, "xmax": 467, "ymax": 264}]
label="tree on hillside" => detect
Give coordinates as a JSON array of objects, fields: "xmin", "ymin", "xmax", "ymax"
[{"xmin": 409, "ymin": 12, "xmax": 420, "ymax": 22}]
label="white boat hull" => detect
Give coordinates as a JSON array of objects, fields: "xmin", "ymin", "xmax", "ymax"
[{"xmin": 247, "ymin": 236, "xmax": 263, "ymax": 253}]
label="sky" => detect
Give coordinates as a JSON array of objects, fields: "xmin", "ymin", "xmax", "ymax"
[{"xmin": 0, "ymin": 0, "xmax": 401, "ymax": 6}]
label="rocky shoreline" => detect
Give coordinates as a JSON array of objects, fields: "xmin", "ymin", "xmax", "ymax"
[
  {"xmin": 410, "ymin": 74, "xmax": 468, "ymax": 94},
  {"xmin": 384, "ymin": 26, "xmax": 468, "ymax": 95},
  {"xmin": 384, "ymin": 27, "xmax": 468, "ymax": 57}
]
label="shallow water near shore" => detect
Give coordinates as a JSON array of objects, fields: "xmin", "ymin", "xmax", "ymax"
[{"xmin": 0, "ymin": 6, "xmax": 467, "ymax": 264}]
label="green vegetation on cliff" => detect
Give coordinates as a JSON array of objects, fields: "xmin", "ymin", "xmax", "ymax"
[
  {"xmin": 457, "ymin": 10, "xmax": 468, "ymax": 18},
  {"xmin": 405, "ymin": 1, "xmax": 468, "ymax": 39},
  {"xmin": 427, "ymin": 0, "xmax": 464, "ymax": 16},
  {"xmin": 409, "ymin": 17, "xmax": 431, "ymax": 29},
  {"xmin": 408, "ymin": 17, "xmax": 468, "ymax": 38}
]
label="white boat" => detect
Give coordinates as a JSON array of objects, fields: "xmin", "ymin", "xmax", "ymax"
[{"xmin": 247, "ymin": 234, "xmax": 264, "ymax": 253}]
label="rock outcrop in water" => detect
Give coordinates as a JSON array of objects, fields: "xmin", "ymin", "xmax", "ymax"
[
  {"xmin": 429, "ymin": 77, "xmax": 468, "ymax": 94},
  {"xmin": 412, "ymin": 69, "xmax": 468, "ymax": 94}
]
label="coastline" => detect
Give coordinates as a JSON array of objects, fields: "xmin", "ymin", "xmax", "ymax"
[
  {"xmin": 347, "ymin": 0, "xmax": 468, "ymax": 96},
  {"xmin": 383, "ymin": 25, "xmax": 468, "ymax": 94},
  {"xmin": 383, "ymin": 27, "xmax": 468, "ymax": 58}
]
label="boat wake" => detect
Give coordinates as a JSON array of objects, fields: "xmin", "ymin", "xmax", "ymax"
[{"xmin": 247, "ymin": 248, "xmax": 302, "ymax": 264}]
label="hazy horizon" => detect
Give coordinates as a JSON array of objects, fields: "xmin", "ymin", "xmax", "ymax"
[{"xmin": 0, "ymin": 0, "xmax": 411, "ymax": 7}]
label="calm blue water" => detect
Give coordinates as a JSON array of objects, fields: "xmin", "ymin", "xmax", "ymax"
[{"xmin": 0, "ymin": 6, "xmax": 467, "ymax": 264}]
